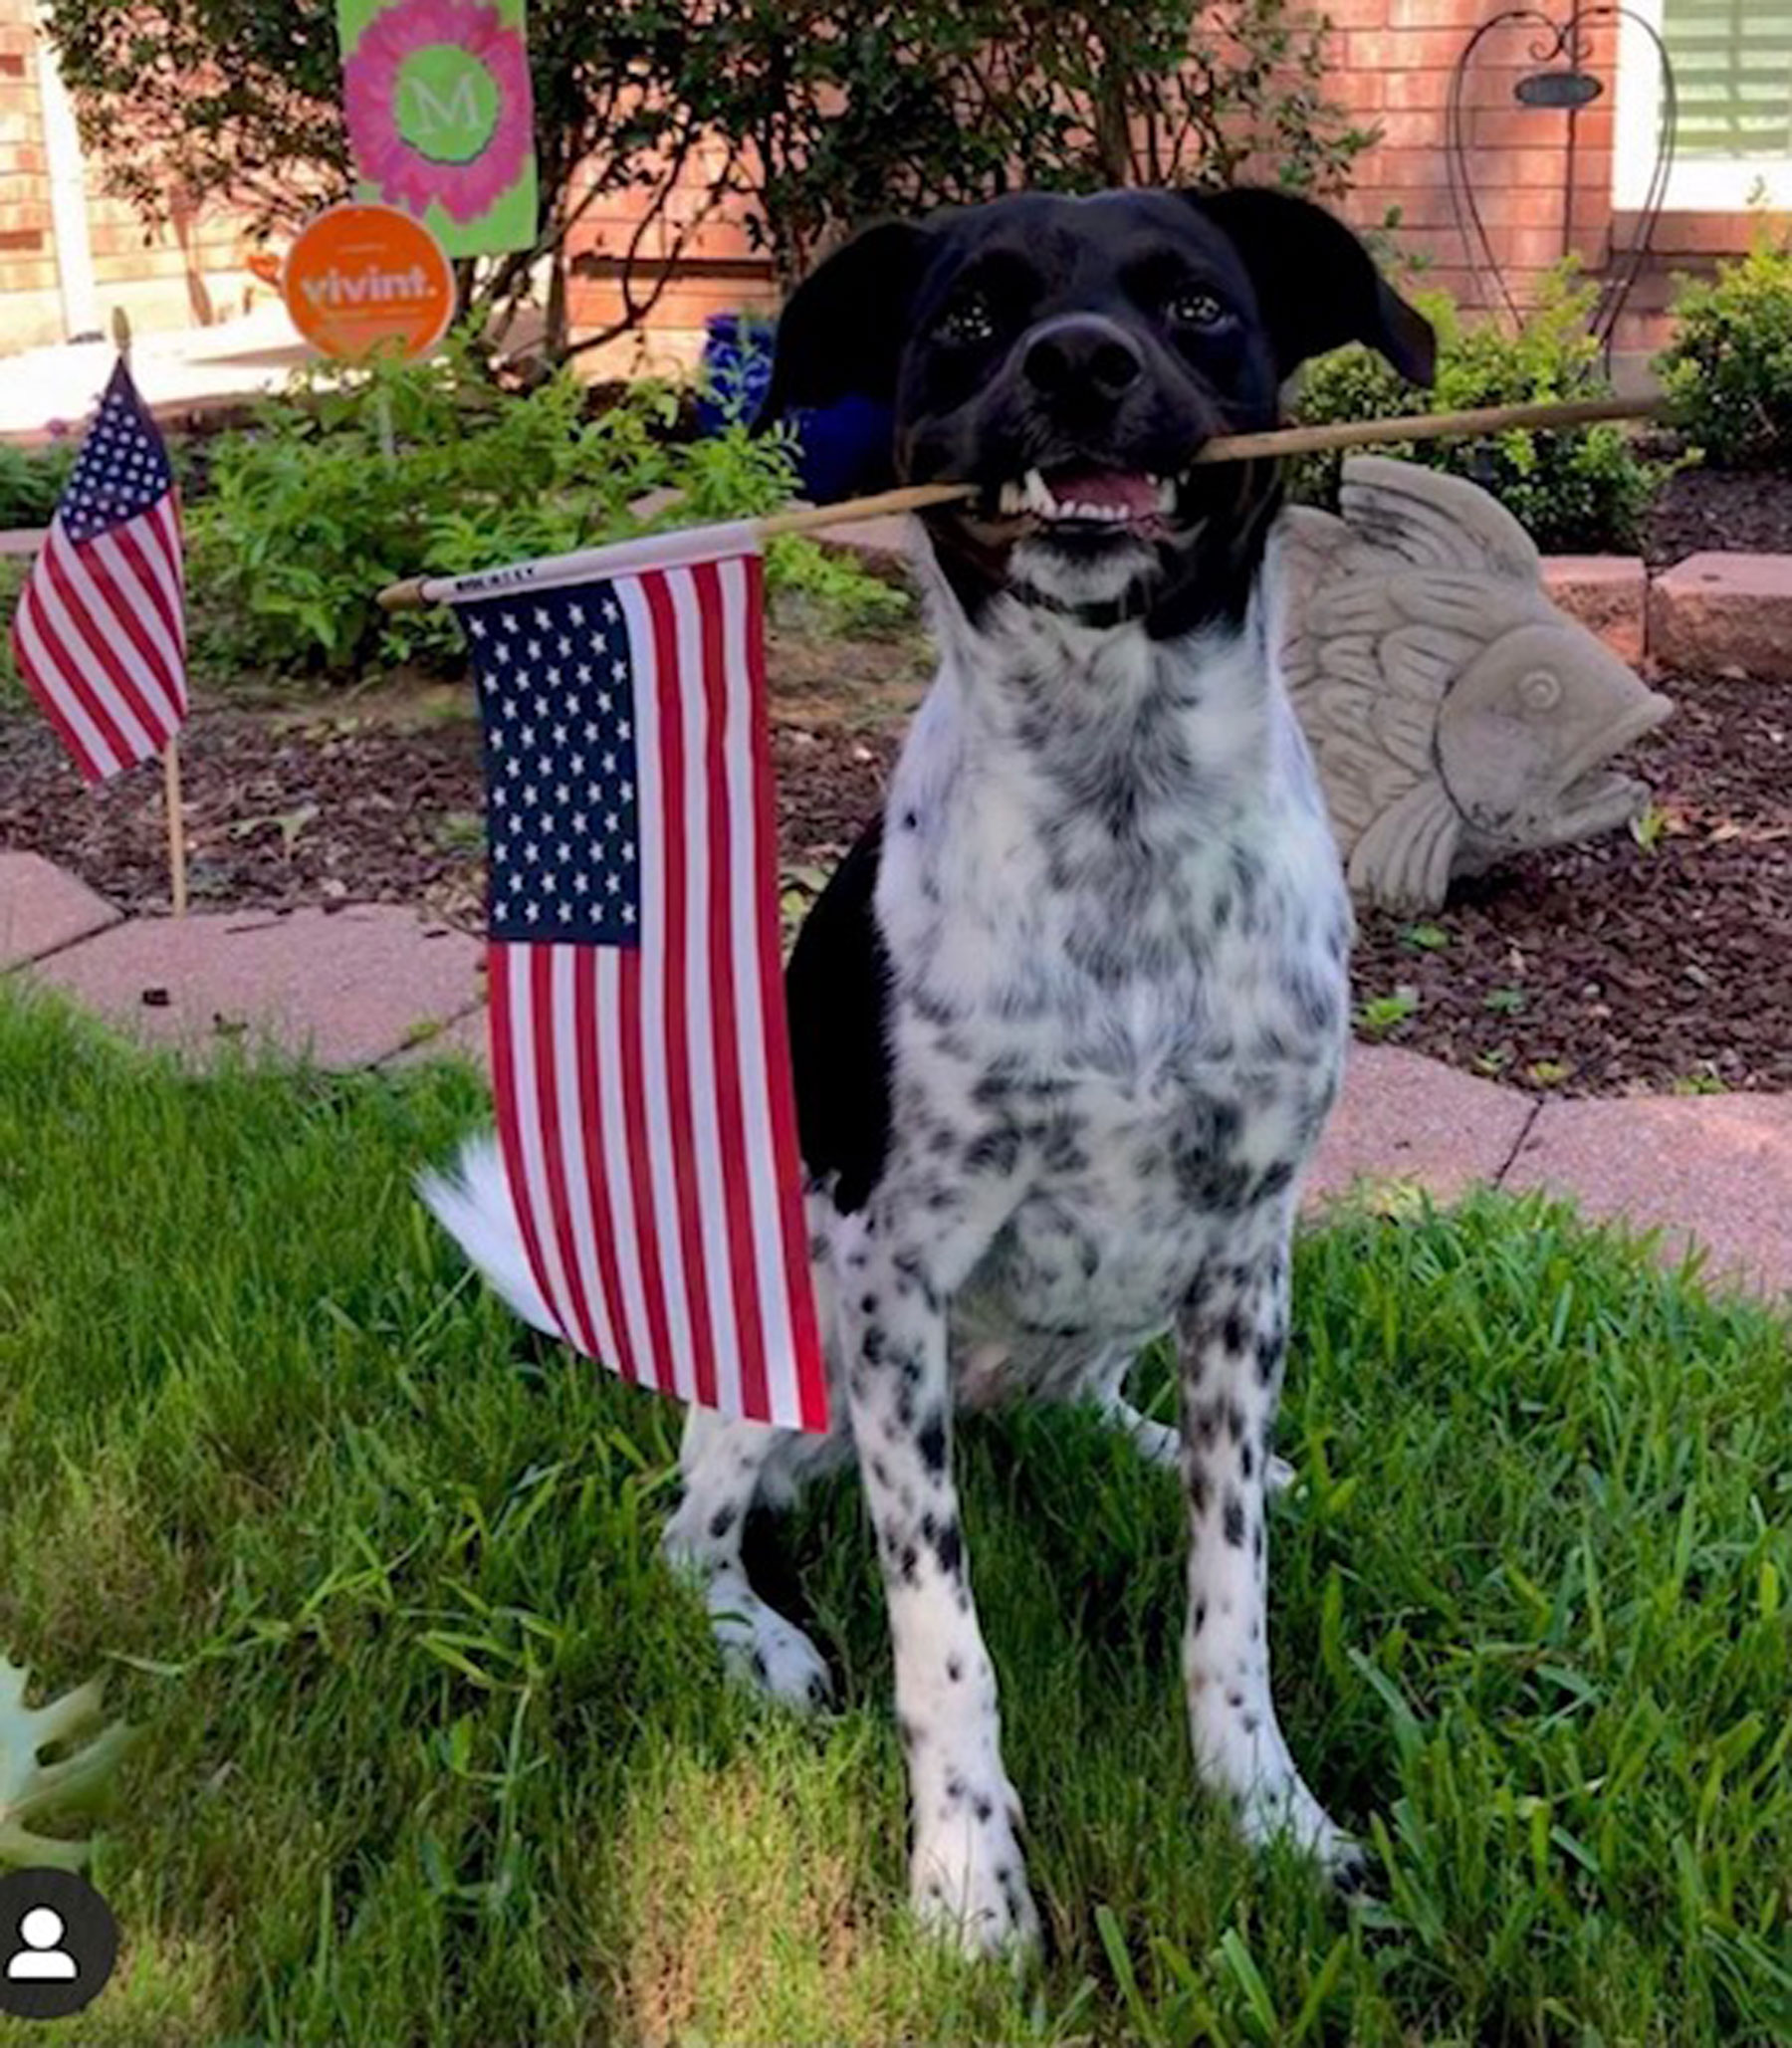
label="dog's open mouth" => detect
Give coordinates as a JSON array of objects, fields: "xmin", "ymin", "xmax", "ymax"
[{"xmin": 983, "ymin": 466, "xmax": 1184, "ymax": 539}]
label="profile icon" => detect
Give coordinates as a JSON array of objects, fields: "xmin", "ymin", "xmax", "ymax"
[
  {"xmin": 0, "ymin": 1868, "xmax": 117, "ymax": 2020},
  {"xmin": 6, "ymin": 1905, "xmax": 78, "ymax": 1981}
]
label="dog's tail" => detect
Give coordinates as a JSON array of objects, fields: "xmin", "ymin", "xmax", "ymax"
[{"xmin": 417, "ymin": 1135, "xmax": 559, "ymax": 1337}]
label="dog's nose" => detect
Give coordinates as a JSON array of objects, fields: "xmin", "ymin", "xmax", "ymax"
[{"xmin": 1021, "ymin": 317, "xmax": 1144, "ymax": 406}]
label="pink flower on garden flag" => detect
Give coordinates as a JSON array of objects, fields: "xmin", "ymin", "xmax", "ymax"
[{"xmin": 343, "ymin": 0, "xmax": 534, "ymax": 226}]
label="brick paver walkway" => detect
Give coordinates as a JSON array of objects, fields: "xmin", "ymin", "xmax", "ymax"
[{"xmin": 2, "ymin": 853, "xmax": 1787, "ymax": 1302}]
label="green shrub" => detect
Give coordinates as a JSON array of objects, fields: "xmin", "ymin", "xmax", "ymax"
[
  {"xmin": 0, "ymin": 442, "xmax": 76, "ymax": 529},
  {"xmin": 1290, "ymin": 273, "xmax": 1667, "ymax": 554},
  {"xmin": 186, "ymin": 334, "xmax": 908, "ymax": 681},
  {"xmin": 1657, "ymin": 238, "xmax": 1792, "ymax": 472},
  {"xmin": 0, "ymin": 558, "xmax": 28, "ymax": 704}
]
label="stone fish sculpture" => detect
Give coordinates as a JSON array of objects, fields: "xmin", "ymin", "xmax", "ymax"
[{"xmin": 1276, "ymin": 455, "xmax": 1674, "ymax": 913}]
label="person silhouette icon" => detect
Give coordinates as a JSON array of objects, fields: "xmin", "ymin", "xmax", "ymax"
[
  {"xmin": 0, "ymin": 1869, "xmax": 116, "ymax": 2019},
  {"xmin": 6, "ymin": 1906, "xmax": 78, "ymax": 1981}
]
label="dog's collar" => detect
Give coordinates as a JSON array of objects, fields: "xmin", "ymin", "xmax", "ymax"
[{"xmin": 1010, "ymin": 582, "xmax": 1154, "ymax": 631}]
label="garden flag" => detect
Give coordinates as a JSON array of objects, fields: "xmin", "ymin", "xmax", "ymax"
[
  {"xmin": 7, "ymin": 359, "xmax": 187, "ymax": 784},
  {"xmin": 452, "ymin": 529, "xmax": 828, "ymax": 1434},
  {"xmin": 338, "ymin": 0, "xmax": 538, "ymax": 259}
]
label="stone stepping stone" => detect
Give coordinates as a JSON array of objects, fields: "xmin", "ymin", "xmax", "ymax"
[
  {"xmin": 0, "ymin": 853, "xmax": 121, "ymax": 970},
  {"xmin": 28, "ymin": 903, "xmax": 483, "ymax": 1070}
]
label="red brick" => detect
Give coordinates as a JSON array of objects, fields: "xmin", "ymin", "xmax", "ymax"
[
  {"xmin": 1388, "ymin": 0, "xmax": 1481, "ymax": 25},
  {"xmin": 1344, "ymin": 27, "xmax": 1474, "ymax": 69},
  {"xmin": 1651, "ymin": 556, "xmax": 1792, "ymax": 680},
  {"xmin": 1542, "ymin": 557, "xmax": 1648, "ymax": 665}
]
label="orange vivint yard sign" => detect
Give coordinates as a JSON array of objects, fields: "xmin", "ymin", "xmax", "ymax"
[{"xmin": 282, "ymin": 202, "xmax": 455, "ymax": 361}]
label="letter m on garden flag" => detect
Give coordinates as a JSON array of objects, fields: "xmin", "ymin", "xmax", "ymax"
[
  {"xmin": 7, "ymin": 360, "xmax": 187, "ymax": 783},
  {"xmin": 450, "ymin": 529, "xmax": 828, "ymax": 1433}
]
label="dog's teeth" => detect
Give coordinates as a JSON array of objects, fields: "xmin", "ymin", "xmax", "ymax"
[
  {"xmin": 1158, "ymin": 478, "xmax": 1178, "ymax": 513},
  {"xmin": 1023, "ymin": 469, "xmax": 1054, "ymax": 516},
  {"xmin": 998, "ymin": 480, "xmax": 1024, "ymax": 517}
]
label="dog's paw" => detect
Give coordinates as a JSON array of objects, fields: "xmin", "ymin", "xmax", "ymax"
[
  {"xmin": 1235, "ymin": 1771, "xmax": 1361, "ymax": 1885},
  {"xmin": 911, "ymin": 1806, "xmax": 1041, "ymax": 1963},
  {"xmin": 715, "ymin": 1605, "xmax": 833, "ymax": 1712}
]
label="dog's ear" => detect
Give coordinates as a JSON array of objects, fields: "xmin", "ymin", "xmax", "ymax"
[
  {"xmin": 1186, "ymin": 187, "xmax": 1436, "ymax": 387},
  {"xmin": 757, "ymin": 220, "xmax": 935, "ymax": 426}
]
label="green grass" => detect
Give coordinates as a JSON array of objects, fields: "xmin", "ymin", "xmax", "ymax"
[{"xmin": 1, "ymin": 986, "xmax": 1789, "ymax": 2046}]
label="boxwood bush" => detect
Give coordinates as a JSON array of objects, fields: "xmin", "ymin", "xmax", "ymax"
[
  {"xmin": 1657, "ymin": 238, "xmax": 1792, "ymax": 472},
  {"xmin": 1289, "ymin": 273, "xmax": 1667, "ymax": 555}
]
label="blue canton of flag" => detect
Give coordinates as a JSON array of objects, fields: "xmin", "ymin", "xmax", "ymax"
[
  {"xmin": 6, "ymin": 357, "xmax": 188, "ymax": 784},
  {"xmin": 464, "ymin": 585, "xmax": 642, "ymax": 946},
  {"xmin": 60, "ymin": 364, "xmax": 177, "ymax": 541}
]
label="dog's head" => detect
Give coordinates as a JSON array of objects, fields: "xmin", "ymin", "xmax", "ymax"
[{"xmin": 760, "ymin": 187, "xmax": 1434, "ymax": 632}]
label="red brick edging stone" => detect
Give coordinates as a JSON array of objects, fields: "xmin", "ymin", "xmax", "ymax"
[{"xmin": 2, "ymin": 863, "xmax": 1787, "ymax": 1305}]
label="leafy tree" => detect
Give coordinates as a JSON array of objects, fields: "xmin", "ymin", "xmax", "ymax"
[
  {"xmin": 688, "ymin": 0, "xmax": 1376, "ymax": 287},
  {"xmin": 41, "ymin": 0, "xmax": 1373, "ymax": 350},
  {"xmin": 39, "ymin": 0, "xmax": 731, "ymax": 356}
]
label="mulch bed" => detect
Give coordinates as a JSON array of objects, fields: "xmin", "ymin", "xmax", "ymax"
[
  {"xmin": 3, "ymin": 668, "xmax": 1789, "ymax": 1100},
  {"xmin": 0, "ymin": 699, "xmax": 895, "ymax": 942},
  {"xmin": 1646, "ymin": 466, "xmax": 1792, "ymax": 569}
]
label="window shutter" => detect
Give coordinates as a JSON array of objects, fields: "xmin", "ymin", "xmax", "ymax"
[{"xmin": 1661, "ymin": 0, "xmax": 1792, "ymax": 157}]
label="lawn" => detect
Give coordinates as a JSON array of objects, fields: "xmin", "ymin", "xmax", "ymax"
[{"xmin": 1, "ymin": 985, "xmax": 1789, "ymax": 2046}]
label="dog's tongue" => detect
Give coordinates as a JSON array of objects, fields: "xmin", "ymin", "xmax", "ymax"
[{"xmin": 1047, "ymin": 469, "xmax": 1159, "ymax": 516}]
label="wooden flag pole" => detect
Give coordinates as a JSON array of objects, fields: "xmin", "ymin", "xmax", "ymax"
[
  {"xmin": 374, "ymin": 390, "xmax": 1668, "ymax": 613},
  {"xmin": 112, "ymin": 304, "xmax": 188, "ymax": 916}
]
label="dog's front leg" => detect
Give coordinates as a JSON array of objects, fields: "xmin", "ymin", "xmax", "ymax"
[
  {"xmin": 1177, "ymin": 1224, "xmax": 1360, "ymax": 1880},
  {"xmin": 837, "ymin": 1188, "xmax": 1041, "ymax": 1960}
]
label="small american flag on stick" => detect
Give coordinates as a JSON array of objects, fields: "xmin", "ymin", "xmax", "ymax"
[
  {"xmin": 452, "ymin": 528, "xmax": 828, "ymax": 1434},
  {"xmin": 7, "ymin": 359, "xmax": 187, "ymax": 784}
]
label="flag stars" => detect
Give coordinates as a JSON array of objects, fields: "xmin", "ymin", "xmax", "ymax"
[{"xmin": 467, "ymin": 580, "xmax": 639, "ymax": 945}]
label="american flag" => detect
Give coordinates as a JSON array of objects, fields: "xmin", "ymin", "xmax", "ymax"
[
  {"xmin": 7, "ymin": 359, "xmax": 187, "ymax": 784},
  {"xmin": 454, "ymin": 536, "xmax": 828, "ymax": 1434}
]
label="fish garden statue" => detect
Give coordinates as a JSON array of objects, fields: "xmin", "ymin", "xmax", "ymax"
[{"xmin": 1278, "ymin": 456, "xmax": 1673, "ymax": 913}]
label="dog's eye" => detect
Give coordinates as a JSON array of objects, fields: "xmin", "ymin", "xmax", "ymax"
[
  {"xmin": 940, "ymin": 292, "xmax": 998, "ymax": 345},
  {"xmin": 1168, "ymin": 290, "xmax": 1229, "ymax": 331}
]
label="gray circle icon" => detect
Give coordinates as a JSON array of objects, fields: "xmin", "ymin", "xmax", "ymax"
[{"xmin": 0, "ymin": 1868, "xmax": 118, "ymax": 2021}]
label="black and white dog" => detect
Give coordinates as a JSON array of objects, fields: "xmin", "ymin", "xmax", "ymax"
[{"xmin": 424, "ymin": 186, "xmax": 1434, "ymax": 1957}]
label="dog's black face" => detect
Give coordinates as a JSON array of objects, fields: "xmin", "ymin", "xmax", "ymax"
[{"xmin": 761, "ymin": 187, "xmax": 1435, "ymax": 632}]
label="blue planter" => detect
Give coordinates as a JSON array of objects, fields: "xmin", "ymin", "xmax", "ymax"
[
  {"xmin": 694, "ymin": 312, "xmax": 776, "ymax": 438},
  {"xmin": 695, "ymin": 311, "xmax": 893, "ymax": 504}
]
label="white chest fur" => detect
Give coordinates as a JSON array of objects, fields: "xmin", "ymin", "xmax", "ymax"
[{"xmin": 871, "ymin": 581, "xmax": 1351, "ymax": 1346}]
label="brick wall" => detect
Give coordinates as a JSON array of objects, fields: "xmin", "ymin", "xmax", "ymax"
[
  {"xmin": 0, "ymin": 0, "xmax": 56, "ymax": 336},
  {"xmin": 1327, "ymin": 0, "xmax": 1784, "ymax": 366},
  {"xmin": 563, "ymin": 3, "xmax": 1789, "ymax": 370},
  {"xmin": 5, "ymin": 0, "xmax": 1784, "ymax": 369},
  {"xmin": 0, "ymin": 0, "xmax": 259, "ymax": 352}
]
